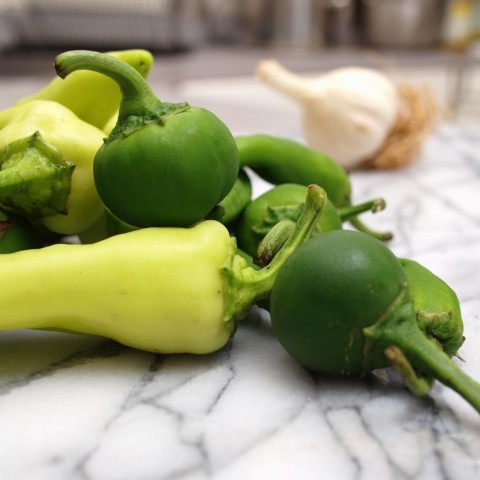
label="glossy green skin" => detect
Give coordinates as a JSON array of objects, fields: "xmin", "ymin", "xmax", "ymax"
[
  {"xmin": 270, "ymin": 230, "xmax": 407, "ymax": 375},
  {"xmin": 235, "ymin": 134, "xmax": 351, "ymax": 207},
  {"xmin": 236, "ymin": 183, "xmax": 342, "ymax": 257},
  {"xmin": 209, "ymin": 169, "xmax": 252, "ymax": 226},
  {"xmin": 94, "ymin": 107, "xmax": 239, "ymax": 228},
  {"xmin": 0, "ymin": 213, "xmax": 43, "ymax": 253},
  {"xmin": 400, "ymin": 258, "xmax": 464, "ymax": 358}
]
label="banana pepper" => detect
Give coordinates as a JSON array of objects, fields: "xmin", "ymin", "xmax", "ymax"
[
  {"xmin": 0, "ymin": 99, "xmax": 105, "ymax": 235},
  {"xmin": 0, "ymin": 185, "xmax": 325, "ymax": 354},
  {"xmin": 16, "ymin": 49, "xmax": 154, "ymax": 132}
]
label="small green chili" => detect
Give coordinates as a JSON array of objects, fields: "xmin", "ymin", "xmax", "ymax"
[{"xmin": 235, "ymin": 134, "xmax": 392, "ymax": 241}]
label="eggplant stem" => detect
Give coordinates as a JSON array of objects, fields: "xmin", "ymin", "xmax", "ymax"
[
  {"xmin": 338, "ymin": 198, "xmax": 386, "ymax": 221},
  {"xmin": 364, "ymin": 286, "xmax": 480, "ymax": 413}
]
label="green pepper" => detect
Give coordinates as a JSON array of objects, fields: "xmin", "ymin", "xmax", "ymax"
[
  {"xmin": 236, "ymin": 135, "xmax": 350, "ymax": 206},
  {"xmin": 236, "ymin": 183, "xmax": 386, "ymax": 257},
  {"xmin": 0, "ymin": 100, "xmax": 105, "ymax": 235},
  {"xmin": 400, "ymin": 258, "xmax": 464, "ymax": 358},
  {"xmin": 0, "ymin": 185, "xmax": 325, "ymax": 353},
  {"xmin": 54, "ymin": 50, "xmax": 239, "ymax": 228},
  {"xmin": 207, "ymin": 169, "xmax": 252, "ymax": 226},
  {"xmin": 16, "ymin": 49, "xmax": 154, "ymax": 132},
  {"xmin": 235, "ymin": 134, "xmax": 392, "ymax": 240},
  {"xmin": 270, "ymin": 230, "xmax": 480, "ymax": 413},
  {"xmin": 0, "ymin": 210, "xmax": 44, "ymax": 253}
]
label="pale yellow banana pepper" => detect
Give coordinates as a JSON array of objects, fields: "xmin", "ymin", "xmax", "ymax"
[
  {"xmin": 15, "ymin": 49, "xmax": 154, "ymax": 132},
  {"xmin": 0, "ymin": 186, "xmax": 325, "ymax": 354},
  {"xmin": 0, "ymin": 100, "xmax": 105, "ymax": 235}
]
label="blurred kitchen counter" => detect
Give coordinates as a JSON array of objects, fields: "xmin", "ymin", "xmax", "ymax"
[
  {"xmin": 0, "ymin": 44, "xmax": 469, "ymax": 82},
  {"xmin": 1, "ymin": 44, "xmax": 480, "ymax": 128}
]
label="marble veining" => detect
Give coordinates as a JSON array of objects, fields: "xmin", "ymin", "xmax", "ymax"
[{"xmin": 0, "ymin": 120, "xmax": 479, "ymax": 479}]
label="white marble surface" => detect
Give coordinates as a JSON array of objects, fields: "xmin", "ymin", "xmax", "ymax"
[{"xmin": 1, "ymin": 58, "xmax": 480, "ymax": 480}]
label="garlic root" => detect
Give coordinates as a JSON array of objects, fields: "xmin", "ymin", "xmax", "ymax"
[{"xmin": 360, "ymin": 83, "xmax": 439, "ymax": 169}]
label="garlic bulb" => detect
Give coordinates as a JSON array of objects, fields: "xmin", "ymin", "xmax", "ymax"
[{"xmin": 256, "ymin": 60, "xmax": 400, "ymax": 170}]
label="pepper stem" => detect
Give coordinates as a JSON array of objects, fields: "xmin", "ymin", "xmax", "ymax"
[
  {"xmin": 364, "ymin": 286, "xmax": 480, "ymax": 413},
  {"xmin": 225, "ymin": 184, "xmax": 326, "ymax": 322},
  {"xmin": 54, "ymin": 50, "xmax": 190, "ymax": 140},
  {"xmin": 338, "ymin": 197, "xmax": 386, "ymax": 221},
  {"xmin": 0, "ymin": 132, "xmax": 75, "ymax": 217},
  {"xmin": 343, "ymin": 198, "xmax": 393, "ymax": 241},
  {"xmin": 349, "ymin": 215, "xmax": 393, "ymax": 241},
  {"xmin": 254, "ymin": 219, "xmax": 295, "ymax": 267}
]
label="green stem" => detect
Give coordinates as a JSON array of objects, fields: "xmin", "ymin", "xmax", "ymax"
[
  {"xmin": 0, "ymin": 132, "xmax": 74, "ymax": 217},
  {"xmin": 349, "ymin": 215, "xmax": 393, "ymax": 241},
  {"xmin": 338, "ymin": 198, "xmax": 386, "ymax": 221},
  {"xmin": 254, "ymin": 219, "xmax": 295, "ymax": 267},
  {"xmin": 384, "ymin": 345, "xmax": 434, "ymax": 396},
  {"xmin": 54, "ymin": 50, "xmax": 189, "ymax": 138},
  {"xmin": 55, "ymin": 50, "xmax": 159, "ymax": 118},
  {"xmin": 224, "ymin": 184, "xmax": 326, "ymax": 322},
  {"xmin": 364, "ymin": 287, "xmax": 480, "ymax": 413},
  {"xmin": 339, "ymin": 198, "xmax": 392, "ymax": 241}
]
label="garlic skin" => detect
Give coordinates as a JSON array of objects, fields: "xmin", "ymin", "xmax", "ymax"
[{"xmin": 257, "ymin": 60, "xmax": 400, "ymax": 170}]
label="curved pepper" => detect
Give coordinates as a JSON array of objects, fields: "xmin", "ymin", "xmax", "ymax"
[
  {"xmin": 235, "ymin": 134, "xmax": 392, "ymax": 240},
  {"xmin": 16, "ymin": 49, "xmax": 154, "ymax": 132},
  {"xmin": 55, "ymin": 50, "xmax": 239, "ymax": 228},
  {"xmin": 207, "ymin": 169, "xmax": 252, "ymax": 226},
  {"xmin": 0, "ymin": 100, "xmax": 105, "ymax": 235},
  {"xmin": 0, "ymin": 185, "xmax": 325, "ymax": 354}
]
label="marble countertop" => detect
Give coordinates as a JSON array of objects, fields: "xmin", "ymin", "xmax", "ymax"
[{"xmin": 0, "ymin": 58, "xmax": 480, "ymax": 480}]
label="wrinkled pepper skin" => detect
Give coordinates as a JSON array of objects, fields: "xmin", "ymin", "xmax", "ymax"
[
  {"xmin": 16, "ymin": 49, "xmax": 154, "ymax": 132},
  {"xmin": 236, "ymin": 183, "xmax": 342, "ymax": 256},
  {"xmin": 0, "ymin": 100, "xmax": 105, "ymax": 235},
  {"xmin": 400, "ymin": 258, "xmax": 464, "ymax": 357}
]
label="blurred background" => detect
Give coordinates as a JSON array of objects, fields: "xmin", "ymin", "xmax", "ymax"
[
  {"xmin": 0, "ymin": 0, "xmax": 478, "ymax": 53},
  {"xmin": 1, "ymin": 0, "xmax": 480, "ymax": 127}
]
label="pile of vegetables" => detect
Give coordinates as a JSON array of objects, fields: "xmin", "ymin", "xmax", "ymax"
[{"xmin": 0, "ymin": 49, "xmax": 479, "ymax": 415}]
